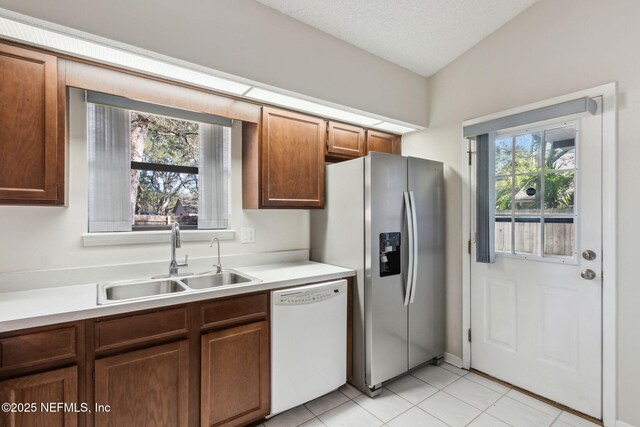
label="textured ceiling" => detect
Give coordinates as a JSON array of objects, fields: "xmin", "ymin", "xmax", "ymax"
[{"xmin": 254, "ymin": 0, "xmax": 537, "ymax": 77}]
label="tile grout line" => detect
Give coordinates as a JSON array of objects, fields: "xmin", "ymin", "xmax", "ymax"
[
  {"xmin": 341, "ymin": 396, "xmax": 388, "ymax": 426},
  {"xmin": 465, "ymin": 373, "xmax": 511, "ymax": 395},
  {"xmin": 303, "ymin": 399, "xmax": 352, "ymax": 426},
  {"xmin": 439, "ymin": 388, "xmax": 493, "ymax": 412},
  {"xmin": 549, "ymin": 410, "xmax": 562, "ymax": 427},
  {"xmin": 380, "ymin": 403, "xmax": 426, "ymax": 427},
  {"xmin": 480, "ymin": 394, "xmax": 517, "ymax": 426},
  {"xmin": 315, "ymin": 415, "xmax": 329, "ymax": 427},
  {"xmin": 354, "ymin": 386, "xmax": 414, "ymax": 425},
  {"xmin": 415, "ymin": 404, "xmax": 457, "ymax": 427},
  {"xmin": 499, "ymin": 388, "xmax": 570, "ymax": 422}
]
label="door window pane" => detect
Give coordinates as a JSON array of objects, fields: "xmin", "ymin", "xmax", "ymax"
[
  {"xmin": 514, "ymin": 132, "xmax": 542, "ymax": 173},
  {"xmin": 495, "ymin": 137, "xmax": 513, "ymax": 176},
  {"xmin": 544, "ymin": 219, "xmax": 575, "ymax": 257},
  {"xmin": 544, "ymin": 172, "xmax": 575, "ymax": 214},
  {"xmin": 495, "ymin": 176, "xmax": 513, "ymax": 215},
  {"xmin": 514, "ymin": 174, "xmax": 541, "ymax": 214},
  {"xmin": 495, "ymin": 218, "xmax": 512, "ymax": 253},
  {"xmin": 544, "ymin": 126, "xmax": 576, "ymax": 170},
  {"xmin": 514, "ymin": 218, "xmax": 541, "ymax": 256}
]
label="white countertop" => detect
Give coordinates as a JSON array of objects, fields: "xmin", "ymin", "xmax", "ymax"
[{"xmin": 0, "ymin": 261, "xmax": 355, "ymax": 333}]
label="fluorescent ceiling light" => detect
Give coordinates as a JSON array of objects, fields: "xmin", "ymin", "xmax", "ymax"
[
  {"xmin": 0, "ymin": 16, "xmax": 250, "ymax": 95},
  {"xmin": 372, "ymin": 122, "xmax": 417, "ymax": 134},
  {"xmin": 245, "ymin": 88, "xmax": 382, "ymax": 127}
]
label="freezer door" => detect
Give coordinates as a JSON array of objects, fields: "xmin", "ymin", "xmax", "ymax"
[
  {"xmin": 365, "ymin": 153, "xmax": 409, "ymax": 387},
  {"xmin": 408, "ymin": 157, "xmax": 445, "ymax": 368}
]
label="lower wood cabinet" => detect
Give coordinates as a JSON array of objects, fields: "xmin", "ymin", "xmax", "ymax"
[
  {"xmin": 201, "ymin": 321, "xmax": 270, "ymax": 427},
  {"xmin": 94, "ymin": 340, "xmax": 189, "ymax": 427},
  {"xmin": 0, "ymin": 366, "xmax": 78, "ymax": 427}
]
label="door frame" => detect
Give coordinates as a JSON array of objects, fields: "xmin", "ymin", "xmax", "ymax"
[{"xmin": 461, "ymin": 83, "xmax": 617, "ymax": 425}]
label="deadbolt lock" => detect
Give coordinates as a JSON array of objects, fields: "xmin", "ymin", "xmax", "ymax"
[{"xmin": 582, "ymin": 250, "xmax": 597, "ymax": 261}]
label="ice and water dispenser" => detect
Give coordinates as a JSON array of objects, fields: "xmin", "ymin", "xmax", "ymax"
[{"xmin": 379, "ymin": 232, "xmax": 401, "ymax": 277}]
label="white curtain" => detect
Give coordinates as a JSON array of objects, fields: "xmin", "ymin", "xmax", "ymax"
[
  {"xmin": 198, "ymin": 124, "xmax": 230, "ymax": 229},
  {"xmin": 87, "ymin": 103, "xmax": 131, "ymax": 232}
]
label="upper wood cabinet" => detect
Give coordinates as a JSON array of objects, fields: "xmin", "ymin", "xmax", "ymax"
[
  {"xmin": 0, "ymin": 43, "xmax": 65, "ymax": 205},
  {"xmin": 243, "ymin": 107, "xmax": 325, "ymax": 209},
  {"xmin": 366, "ymin": 130, "xmax": 401, "ymax": 155},
  {"xmin": 326, "ymin": 121, "xmax": 366, "ymax": 158}
]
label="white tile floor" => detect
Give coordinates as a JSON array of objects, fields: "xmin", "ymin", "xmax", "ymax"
[{"xmin": 261, "ymin": 363, "xmax": 600, "ymax": 427}]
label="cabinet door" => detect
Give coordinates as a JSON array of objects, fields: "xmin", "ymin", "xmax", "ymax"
[
  {"xmin": 0, "ymin": 43, "xmax": 65, "ymax": 204},
  {"xmin": 94, "ymin": 341, "xmax": 189, "ymax": 427},
  {"xmin": 0, "ymin": 366, "xmax": 78, "ymax": 427},
  {"xmin": 261, "ymin": 107, "xmax": 325, "ymax": 208},
  {"xmin": 201, "ymin": 321, "xmax": 269, "ymax": 427},
  {"xmin": 366, "ymin": 130, "xmax": 401, "ymax": 155},
  {"xmin": 327, "ymin": 122, "xmax": 365, "ymax": 158}
]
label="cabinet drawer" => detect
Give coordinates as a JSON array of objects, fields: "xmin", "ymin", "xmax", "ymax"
[
  {"xmin": 0, "ymin": 326, "xmax": 76, "ymax": 370},
  {"xmin": 201, "ymin": 293, "xmax": 268, "ymax": 330},
  {"xmin": 95, "ymin": 307, "xmax": 188, "ymax": 352}
]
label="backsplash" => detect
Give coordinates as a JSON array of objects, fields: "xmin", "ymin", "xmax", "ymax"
[{"xmin": 0, "ymin": 249, "xmax": 309, "ymax": 293}]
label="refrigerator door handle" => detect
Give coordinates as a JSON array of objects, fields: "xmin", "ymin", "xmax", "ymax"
[
  {"xmin": 403, "ymin": 191, "xmax": 414, "ymax": 307},
  {"xmin": 409, "ymin": 191, "xmax": 419, "ymax": 304}
]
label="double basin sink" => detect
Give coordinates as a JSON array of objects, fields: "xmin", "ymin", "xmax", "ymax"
[{"xmin": 97, "ymin": 270, "xmax": 260, "ymax": 305}]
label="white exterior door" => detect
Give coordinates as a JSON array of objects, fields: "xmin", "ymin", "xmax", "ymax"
[{"xmin": 470, "ymin": 97, "xmax": 603, "ymax": 418}]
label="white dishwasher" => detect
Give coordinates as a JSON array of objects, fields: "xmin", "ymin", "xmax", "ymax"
[{"xmin": 270, "ymin": 279, "xmax": 347, "ymax": 416}]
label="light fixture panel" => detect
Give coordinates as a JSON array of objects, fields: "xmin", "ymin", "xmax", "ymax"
[{"xmin": 372, "ymin": 122, "xmax": 417, "ymax": 134}]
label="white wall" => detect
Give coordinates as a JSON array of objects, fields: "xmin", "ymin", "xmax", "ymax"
[
  {"xmin": 402, "ymin": 0, "xmax": 640, "ymax": 425},
  {"xmin": 0, "ymin": 89, "xmax": 309, "ymax": 273},
  {"xmin": 0, "ymin": 0, "xmax": 429, "ymax": 126}
]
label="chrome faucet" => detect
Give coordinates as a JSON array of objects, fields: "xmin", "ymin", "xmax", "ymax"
[
  {"xmin": 210, "ymin": 237, "xmax": 222, "ymax": 273},
  {"xmin": 169, "ymin": 222, "xmax": 188, "ymax": 276}
]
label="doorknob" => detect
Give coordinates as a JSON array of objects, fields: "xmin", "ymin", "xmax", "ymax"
[
  {"xmin": 582, "ymin": 250, "xmax": 597, "ymax": 260},
  {"xmin": 581, "ymin": 269, "xmax": 597, "ymax": 280}
]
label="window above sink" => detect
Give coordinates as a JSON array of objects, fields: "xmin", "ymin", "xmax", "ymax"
[{"xmin": 86, "ymin": 91, "xmax": 232, "ymax": 234}]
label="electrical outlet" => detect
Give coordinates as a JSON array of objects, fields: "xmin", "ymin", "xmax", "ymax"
[{"xmin": 240, "ymin": 227, "xmax": 256, "ymax": 243}]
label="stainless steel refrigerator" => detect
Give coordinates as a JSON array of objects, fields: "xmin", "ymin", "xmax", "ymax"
[{"xmin": 311, "ymin": 152, "xmax": 445, "ymax": 395}]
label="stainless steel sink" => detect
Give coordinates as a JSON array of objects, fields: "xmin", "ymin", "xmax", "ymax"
[
  {"xmin": 98, "ymin": 279, "xmax": 188, "ymax": 304},
  {"xmin": 182, "ymin": 271, "xmax": 258, "ymax": 289},
  {"xmin": 97, "ymin": 270, "xmax": 260, "ymax": 304}
]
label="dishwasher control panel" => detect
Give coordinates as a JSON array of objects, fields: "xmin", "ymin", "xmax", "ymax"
[{"xmin": 273, "ymin": 281, "xmax": 346, "ymax": 305}]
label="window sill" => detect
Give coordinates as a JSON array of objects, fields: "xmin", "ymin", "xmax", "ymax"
[{"xmin": 82, "ymin": 229, "xmax": 235, "ymax": 247}]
